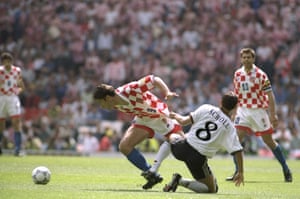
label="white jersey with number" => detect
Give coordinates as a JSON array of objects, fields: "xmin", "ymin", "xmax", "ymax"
[{"xmin": 186, "ymin": 104, "xmax": 243, "ymax": 158}]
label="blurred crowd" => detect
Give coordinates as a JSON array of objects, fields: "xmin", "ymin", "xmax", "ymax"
[{"xmin": 1, "ymin": 0, "xmax": 300, "ymax": 157}]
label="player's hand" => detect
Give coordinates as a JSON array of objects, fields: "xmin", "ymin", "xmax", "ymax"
[
  {"xmin": 270, "ymin": 114, "xmax": 279, "ymax": 128},
  {"xmin": 165, "ymin": 91, "xmax": 178, "ymax": 100},
  {"xmin": 233, "ymin": 172, "xmax": 244, "ymax": 187},
  {"xmin": 169, "ymin": 111, "xmax": 176, "ymax": 119}
]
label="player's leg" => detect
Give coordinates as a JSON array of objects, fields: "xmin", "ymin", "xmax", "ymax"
[
  {"xmin": 142, "ymin": 122, "xmax": 184, "ymax": 189},
  {"xmin": 8, "ymin": 96, "xmax": 24, "ymax": 156},
  {"xmin": 149, "ymin": 119, "xmax": 184, "ymax": 174},
  {"xmin": 0, "ymin": 119, "xmax": 5, "ymax": 155},
  {"xmin": 141, "ymin": 133, "xmax": 167, "ymax": 190},
  {"xmin": 228, "ymin": 108, "xmax": 251, "ymax": 180},
  {"xmin": 11, "ymin": 117, "xmax": 23, "ymax": 156},
  {"xmin": 138, "ymin": 133, "xmax": 165, "ymax": 189},
  {"xmin": 0, "ymin": 97, "xmax": 6, "ymax": 155},
  {"xmin": 261, "ymin": 133, "xmax": 292, "ymax": 182},
  {"xmin": 165, "ymin": 171, "xmax": 217, "ymax": 193},
  {"xmin": 164, "ymin": 139, "xmax": 217, "ymax": 193},
  {"xmin": 164, "ymin": 173, "xmax": 216, "ymax": 193},
  {"xmin": 254, "ymin": 107, "xmax": 292, "ymax": 182},
  {"xmin": 119, "ymin": 125, "xmax": 150, "ymax": 171},
  {"xmin": 226, "ymin": 129, "xmax": 247, "ymax": 181},
  {"xmin": 149, "ymin": 140, "xmax": 170, "ymax": 173}
]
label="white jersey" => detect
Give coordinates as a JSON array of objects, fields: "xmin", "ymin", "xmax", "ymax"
[{"xmin": 186, "ymin": 104, "xmax": 243, "ymax": 158}]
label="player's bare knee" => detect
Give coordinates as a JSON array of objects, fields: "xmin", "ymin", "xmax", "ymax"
[
  {"xmin": 118, "ymin": 141, "xmax": 132, "ymax": 155},
  {"xmin": 0, "ymin": 121, "xmax": 5, "ymax": 131}
]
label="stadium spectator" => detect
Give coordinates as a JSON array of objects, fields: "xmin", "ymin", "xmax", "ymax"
[{"xmin": 76, "ymin": 127, "xmax": 99, "ymax": 155}]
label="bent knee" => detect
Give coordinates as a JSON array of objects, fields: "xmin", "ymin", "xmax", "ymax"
[
  {"xmin": 206, "ymin": 186, "xmax": 218, "ymax": 193},
  {"xmin": 119, "ymin": 141, "xmax": 133, "ymax": 155}
]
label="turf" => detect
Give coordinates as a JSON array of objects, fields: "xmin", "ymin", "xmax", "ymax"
[{"xmin": 0, "ymin": 153, "xmax": 299, "ymax": 199}]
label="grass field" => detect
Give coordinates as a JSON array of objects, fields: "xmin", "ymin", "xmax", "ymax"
[{"xmin": 0, "ymin": 153, "xmax": 299, "ymax": 199}]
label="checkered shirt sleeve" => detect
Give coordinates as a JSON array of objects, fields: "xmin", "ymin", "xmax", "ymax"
[{"xmin": 116, "ymin": 75, "xmax": 169, "ymax": 118}]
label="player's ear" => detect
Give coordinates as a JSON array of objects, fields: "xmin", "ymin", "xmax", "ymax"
[{"xmin": 105, "ymin": 95, "xmax": 113, "ymax": 101}]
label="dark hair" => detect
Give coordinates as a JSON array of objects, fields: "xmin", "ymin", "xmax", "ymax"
[
  {"xmin": 221, "ymin": 92, "xmax": 238, "ymax": 111},
  {"xmin": 93, "ymin": 84, "xmax": 115, "ymax": 100},
  {"xmin": 240, "ymin": 48, "xmax": 255, "ymax": 58},
  {"xmin": 1, "ymin": 52, "xmax": 13, "ymax": 61}
]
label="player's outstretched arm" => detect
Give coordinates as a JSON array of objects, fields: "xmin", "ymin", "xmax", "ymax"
[
  {"xmin": 267, "ymin": 91, "xmax": 279, "ymax": 128},
  {"xmin": 153, "ymin": 76, "xmax": 178, "ymax": 100},
  {"xmin": 233, "ymin": 151, "xmax": 244, "ymax": 187},
  {"xmin": 17, "ymin": 76, "xmax": 25, "ymax": 94},
  {"xmin": 170, "ymin": 112, "xmax": 191, "ymax": 126}
]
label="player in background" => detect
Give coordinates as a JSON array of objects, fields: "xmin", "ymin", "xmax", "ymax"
[
  {"xmin": 163, "ymin": 92, "xmax": 244, "ymax": 193},
  {"xmin": 0, "ymin": 52, "xmax": 25, "ymax": 156},
  {"xmin": 226, "ymin": 48, "xmax": 292, "ymax": 182},
  {"xmin": 93, "ymin": 75, "xmax": 185, "ymax": 189}
]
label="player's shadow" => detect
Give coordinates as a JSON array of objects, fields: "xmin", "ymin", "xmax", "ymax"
[
  {"xmin": 83, "ymin": 188, "xmax": 238, "ymax": 196},
  {"xmin": 83, "ymin": 188, "xmax": 157, "ymax": 193},
  {"xmin": 244, "ymin": 180, "xmax": 283, "ymax": 184}
]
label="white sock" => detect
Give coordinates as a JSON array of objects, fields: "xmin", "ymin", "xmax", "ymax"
[
  {"xmin": 149, "ymin": 141, "xmax": 170, "ymax": 173},
  {"xmin": 179, "ymin": 178, "xmax": 209, "ymax": 193}
]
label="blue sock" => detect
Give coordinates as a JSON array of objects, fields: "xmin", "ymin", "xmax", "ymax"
[
  {"xmin": 272, "ymin": 145, "xmax": 289, "ymax": 171},
  {"xmin": 126, "ymin": 148, "xmax": 151, "ymax": 171},
  {"xmin": 14, "ymin": 131, "xmax": 21, "ymax": 153}
]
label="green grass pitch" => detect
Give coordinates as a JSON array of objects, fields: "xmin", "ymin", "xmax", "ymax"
[{"xmin": 0, "ymin": 153, "xmax": 299, "ymax": 199}]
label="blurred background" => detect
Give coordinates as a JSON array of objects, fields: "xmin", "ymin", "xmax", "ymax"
[{"xmin": 0, "ymin": 0, "xmax": 299, "ymax": 158}]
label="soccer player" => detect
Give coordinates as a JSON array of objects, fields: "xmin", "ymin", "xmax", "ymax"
[
  {"xmin": 0, "ymin": 52, "xmax": 25, "ymax": 156},
  {"xmin": 93, "ymin": 75, "xmax": 185, "ymax": 189},
  {"xmin": 163, "ymin": 92, "xmax": 244, "ymax": 193},
  {"xmin": 226, "ymin": 48, "xmax": 292, "ymax": 182}
]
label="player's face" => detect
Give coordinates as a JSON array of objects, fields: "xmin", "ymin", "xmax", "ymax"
[
  {"xmin": 95, "ymin": 97, "xmax": 116, "ymax": 110},
  {"xmin": 2, "ymin": 59, "xmax": 12, "ymax": 67},
  {"xmin": 241, "ymin": 53, "xmax": 254, "ymax": 67}
]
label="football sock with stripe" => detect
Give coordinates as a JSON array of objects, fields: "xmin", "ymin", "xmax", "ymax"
[
  {"xmin": 149, "ymin": 141, "xmax": 170, "ymax": 173},
  {"xmin": 126, "ymin": 148, "xmax": 151, "ymax": 171},
  {"xmin": 272, "ymin": 145, "xmax": 289, "ymax": 171},
  {"xmin": 180, "ymin": 178, "xmax": 209, "ymax": 193},
  {"xmin": 14, "ymin": 131, "xmax": 21, "ymax": 154}
]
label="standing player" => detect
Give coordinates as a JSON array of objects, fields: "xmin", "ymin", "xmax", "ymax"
[
  {"xmin": 226, "ymin": 48, "xmax": 292, "ymax": 182},
  {"xmin": 0, "ymin": 52, "xmax": 25, "ymax": 156},
  {"xmin": 93, "ymin": 75, "xmax": 185, "ymax": 189},
  {"xmin": 163, "ymin": 92, "xmax": 244, "ymax": 193}
]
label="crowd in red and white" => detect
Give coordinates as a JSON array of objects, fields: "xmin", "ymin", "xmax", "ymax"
[{"xmin": 0, "ymin": 0, "xmax": 299, "ymax": 157}]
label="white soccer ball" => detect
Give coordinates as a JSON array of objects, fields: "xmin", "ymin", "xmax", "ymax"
[{"xmin": 32, "ymin": 166, "xmax": 51, "ymax": 185}]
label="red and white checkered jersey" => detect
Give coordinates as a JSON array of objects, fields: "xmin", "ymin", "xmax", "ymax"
[
  {"xmin": 115, "ymin": 75, "xmax": 169, "ymax": 119},
  {"xmin": 0, "ymin": 65, "xmax": 22, "ymax": 96},
  {"xmin": 234, "ymin": 65, "xmax": 272, "ymax": 109}
]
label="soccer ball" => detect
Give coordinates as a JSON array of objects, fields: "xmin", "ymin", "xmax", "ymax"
[{"xmin": 32, "ymin": 166, "xmax": 51, "ymax": 185}]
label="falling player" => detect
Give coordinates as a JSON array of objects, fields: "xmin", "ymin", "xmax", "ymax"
[
  {"xmin": 93, "ymin": 75, "xmax": 185, "ymax": 189},
  {"xmin": 163, "ymin": 92, "xmax": 244, "ymax": 193}
]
